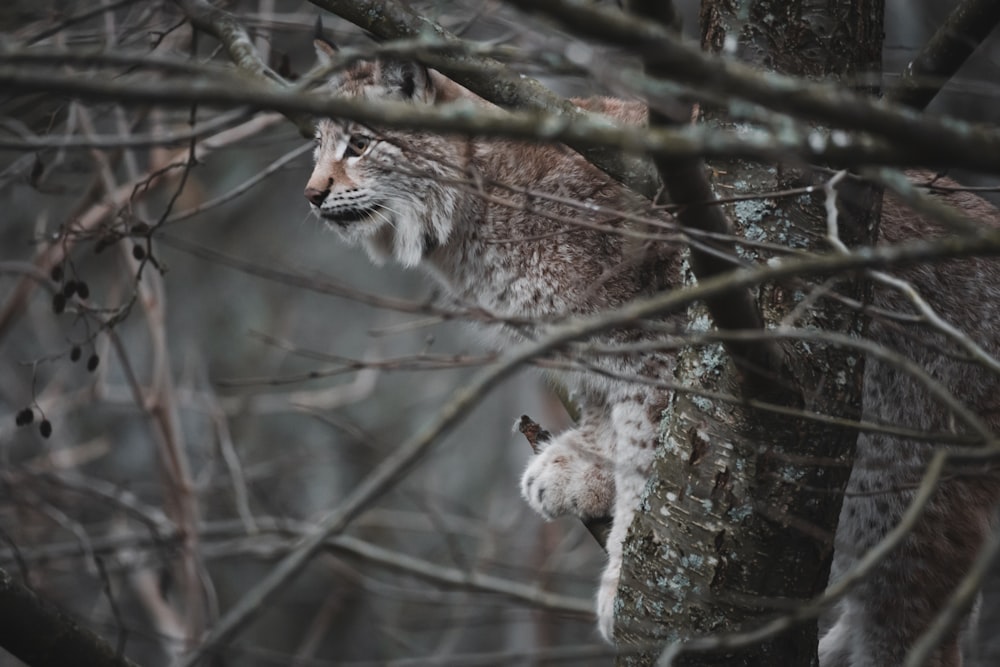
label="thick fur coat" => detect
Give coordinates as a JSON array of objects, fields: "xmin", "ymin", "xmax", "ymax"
[{"xmin": 305, "ymin": 53, "xmax": 1000, "ymax": 666}]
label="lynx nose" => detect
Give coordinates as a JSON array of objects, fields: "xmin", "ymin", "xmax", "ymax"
[{"xmin": 304, "ymin": 186, "xmax": 328, "ymax": 206}]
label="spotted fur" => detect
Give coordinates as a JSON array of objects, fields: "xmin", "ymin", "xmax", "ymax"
[
  {"xmin": 819, "ymin": 189, "xmax": 1000, "ymax": 667},
  {"xmin": 305, "ymin": 52, "xmax": 1000, "ymax": 664},
  {"xmin": 305, "ymin": 53, "xmax": 680, "ymax": 642}
]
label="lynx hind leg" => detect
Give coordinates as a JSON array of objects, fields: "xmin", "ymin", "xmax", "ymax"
[
  {"xmin": 818, "ymin": 603, "xmax": 858, "ymax": 667},
  {"xmin": 823, "ymin": 458, "xmax": 990, "ymax": 667},
  {"xmin": 596, "ymin": 396, "xmax": 662, "ymax": 641},
  {"xmin": 520, "ymin": 403, "xmax": 616, "ymax": 521}
]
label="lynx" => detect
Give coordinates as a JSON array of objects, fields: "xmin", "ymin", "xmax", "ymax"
[{"xmin": 304, "ymin": 42, "xmax": 1000, "ymax": 666}]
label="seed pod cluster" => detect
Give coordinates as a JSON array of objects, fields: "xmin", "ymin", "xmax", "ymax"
[
  {"xmin": 49, "ymin": 263, "xmax": 91, "ymax": 314},
  {"xmin": 14, "ymin": 408, "xmax": 52, "ymax": 438}
]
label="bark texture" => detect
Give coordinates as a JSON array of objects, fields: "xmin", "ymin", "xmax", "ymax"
[{"xmin": 614, "ymin": 1, "xmax": 884, "ymax": 664}]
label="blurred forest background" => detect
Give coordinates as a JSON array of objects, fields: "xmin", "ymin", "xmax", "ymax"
[{"xmin": 0, "ymin": 1, "xmax": 998, "ymax": 666}]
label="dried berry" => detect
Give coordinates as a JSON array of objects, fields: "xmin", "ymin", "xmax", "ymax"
[
  {"xmin": 52, "ymin": 293, "xmax": 66, "ymax": 314},
  {"xmin": 70, "ymin": 346, "xmax": 82, "ymax": 362},
  {"xmin": 87, "ymin": 354, "xmax": 100, "ymax": 372},
  {"xmin": 132, "ymin": 244, "xmax": 146, "ymax": 260},
  {"xmin": 50, "ymin": 265, "xmax": 64, "ymax": 282},
  {"xmin": 15, "ymin": 408, "xmax": 33, "ymax": 426},
  {"xmin": 76, "ymin": 281, "xmax": 90, "ymax": 299},
  {"xmin": 39, "ymin": 420, "xmax": 52, "ymax": 438},
  {"xmin": 62, "ymin": 280, "xmax": 77, "ymax": 298}
]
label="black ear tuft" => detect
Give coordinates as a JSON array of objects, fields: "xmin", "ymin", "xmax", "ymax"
[
  {"xmin": 379, "ymin": 61, "xmax": 433, "ymax": 102},
  {"xmin": 313, "ymin": 16, "xmax": 338, "ymax": 68},
  {"xmin": 401, "ymin": 68, "xmax": 416, "ymax": 98},
  {"xmin": 313, "ymin": 16, "xmax": 340, "ymax": 53}
]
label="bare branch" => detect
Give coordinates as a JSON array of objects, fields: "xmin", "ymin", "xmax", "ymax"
[
  {"xmin": 176, "ymin": 221, "xmax": 1000, "ymax": 664},
  {"xmin": 625, "ymin": 0, "xmax": 787, "ymax": 399},
  {"xmin": 310, "ymin": 0, "xmax": 660, "ymax": 198},
  {"xmin": 0, "ymin": 109, "xmax": 253, "ymax": 150},
  {"xmin": 173, "ymin": 0, "xmax": 277, "ymax": 84},
  {"xmin": 887, "ymin": 0, "xmax": 1000, "ymax": 110},
  {"xmin": 503, "ymin": 0, "xmax": 999, "ymax": 169},
  {"xmin": 4, "ymin": 64, "xmax": 1000, "ymax": 174},
  {"xmin": 0, "ymin": 113, "xmax": 284, "ymax": 344},
  {"xmin": 0, "ymin": 567, "xmax": 141, "ymax": 667}
]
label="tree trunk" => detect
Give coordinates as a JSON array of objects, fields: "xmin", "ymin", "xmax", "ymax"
[{"xmin": 615, "ymin": 1, "xmax": 884, "ymax": 665}]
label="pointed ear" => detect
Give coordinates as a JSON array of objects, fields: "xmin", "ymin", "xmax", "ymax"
[
  {"xmin": 376, "ymin": 60, "xmax": 434, "ymax": 103},
  {"xmin": 313, "ymin": 16, "xmax": 338, "ymax": 67}
]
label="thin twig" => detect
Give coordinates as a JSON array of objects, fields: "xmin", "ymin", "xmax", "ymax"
[
  {"xmin": 2, "ymin": 66, "xmax": 1000, "ymax": 173},
  {"xmin": 176, "ymin": 228, "xmax": 1000, "ymax": 665}
]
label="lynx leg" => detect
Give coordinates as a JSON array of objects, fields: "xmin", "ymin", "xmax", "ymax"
[
  {"xmin": 596, "ymin": 397, "xmax": 660, "ymax": 641},
  {"xmin": 818, "ymin": 603, "xmax": 859, "ymax": 667},
  {"xmin": 826, "ymin": 456, "xmax": 993, "ymax": 667}
]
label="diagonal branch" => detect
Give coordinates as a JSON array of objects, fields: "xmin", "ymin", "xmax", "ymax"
[
  {"xmin": 175, "ymin": 225, "xmax": 1000, "ymax": 666},
  {"xmin": 172, "ymin": 0, "xmax": 314, "ymax": 135},
  {"xmin": 0, "ymin": 114, "xmax": 284, "ymax": 344},
  {"xmin": 308, "ymin": 0, "xmax": 660, "ymax": 198},
  {"xmin": 5, "ymin": 65, "xmax": 1000, "ymax": 172},
  {"xmin": 173, "ymin": 0, "xmax": 278, "ymax": 84},
  {"xmin": 502, "ymin": 0, "xmax": 994, "ymax": 165},
  {"xmin": 625, "ymin": 0, "xmax": 788, "ymax": 398},
  {"xmin": 0, "ymin": 567, "xmax": 141, "ymax": 667},
  {"xmin": 887, "ymin": 0, "xmax": 1000, "ymax": 110}
]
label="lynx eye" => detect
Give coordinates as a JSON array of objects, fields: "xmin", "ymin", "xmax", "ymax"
[{"xmin": 344, "ymin": 134, "xmax": 373, "ymax": 158}]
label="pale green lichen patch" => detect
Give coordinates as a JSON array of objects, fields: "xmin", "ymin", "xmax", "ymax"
[
  {"xmin": 662, "ymin": 434, "xmax": 683, "ymax": 455},
  {"xmin": 780, "ymin": 465, "xmax": 806, "ymax": 482},
  {"xmin": 734, "ymin": 197, "xmax": 770, "ymax": 233},
  {"xmin": 680, "ymin": 553, "xmax": 706, "ymax": 569},
  {"xmin": 691, "ymin": 395, "xmax": 714, "ymax": 411},
  {"xmin": 662, "ymin": 570, "xmax": 691, "ymax": 596},
  {"xmin": 728, "ymin": 503, "xmax": 754, "ymax": 522},
  {"xmin": 688, "ymin": 312, "xmax": 713, "ymax": 332},
  {"xmin": 646, "ymin": 598, "xmax": 667, "ymax": 620}
]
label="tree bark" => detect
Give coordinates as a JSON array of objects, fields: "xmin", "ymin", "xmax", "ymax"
[{"xmin": 614, "ymin": 1, "xmax": 884, "ymax": 665}]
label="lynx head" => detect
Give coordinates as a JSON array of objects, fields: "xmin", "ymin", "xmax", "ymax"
[{"xmin": 304, "ymin": 37, "xmax": 463, "ymax": 267}]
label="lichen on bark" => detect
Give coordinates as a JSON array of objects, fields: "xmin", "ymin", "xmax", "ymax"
[{"xmin": 614, "ymin": 1, "xmax": 884, "ymax": 664}]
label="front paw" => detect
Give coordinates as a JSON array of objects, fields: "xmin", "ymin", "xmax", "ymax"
[{"xmin": 520, "ymin": 439, "xmax": 614, "ymax": 520}]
